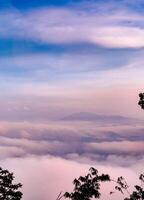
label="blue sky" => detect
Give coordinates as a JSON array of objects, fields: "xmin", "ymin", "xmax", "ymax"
[
  {"xmin": 0, "ymin": 0, "xmax": 74, "ymax": 9},
  {"xmin": 1, "ymin": 0, "xmax": 144, "ymax": 10},
  {"xmin": 0, "ymin": 1, "xmax": 144, "ymax": 200},
  {"xmin": 0, "ymin": 0, "xmax": 144, "ymax": 119}
]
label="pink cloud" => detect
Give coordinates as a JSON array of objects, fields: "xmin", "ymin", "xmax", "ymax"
[{"xmin": 1, "ymin": 156, "xmax": 141, "ymax": 200}]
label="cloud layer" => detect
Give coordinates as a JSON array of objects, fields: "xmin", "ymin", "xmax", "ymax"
[
  {"xmin": 0, "ymin": 118, "xmax": 143, "ymax": 200},
  {"xmin": 0, "ymin": 2, "xmax": 144, "ymax": 48},
  {"xmin": 0, "ymin": 120, "xmax": 143, "ymax": 167},
  {"xmin": 1, "ymin": 155, "xmax": 143, "ymax": 200},
  {"xmin": 0, "ymin": 1, "xmax": 144, "ymax": 200}
]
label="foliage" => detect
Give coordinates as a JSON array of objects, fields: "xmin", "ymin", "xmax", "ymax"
[
  {"xmin": 0, "ymin": 167, "xmax": 22, "ymax": 200},
  {"xmin": 64, "ymin": 167, "xmax": 110, "ymax": 200},
  {"xmin": 124, "ymin": 173, "xmax": 144, "ymax": 200},
  {"xmin": 138, "ymin": 93, "xmax": 144, "ymax": 109},
  {"xmin": 57, "ymin": 168, "xmax": 144, "ymax": 200}
]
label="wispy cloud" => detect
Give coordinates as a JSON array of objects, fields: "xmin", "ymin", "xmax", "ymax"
[
  {"xmin": 0, "ymin": 2, "xmax": 143, "ymax": 200},
  {"xmin": 0, "ymin": 2, "xmax": 144, "ymax": 48}
]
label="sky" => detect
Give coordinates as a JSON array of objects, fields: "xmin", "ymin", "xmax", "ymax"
[{"xmin": 0, "ymin": 0, "xmax": 144, "ymax": 199}]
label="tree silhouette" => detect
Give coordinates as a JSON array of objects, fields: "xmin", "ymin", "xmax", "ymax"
[
  {"xmin": 64, "ymin": 167, "xmax": 110, "ymax": 200},
  {"xmin": 124, "ymin": 173, "xmax": 144, "ymax": 200},
  {"xmin": 0, "ymin": 167, "xmax": 22, "ymax": 200},
  {"xmin": 57, "ymin": 168, "xmax": 144, "ymax": 200},
  {"xmin": 56, "ymin": 94, "xmax": 144, "ymax": 200},
  {"xmin": 138, "ymin": 93, "xmax": 144, "ymax": 109}
]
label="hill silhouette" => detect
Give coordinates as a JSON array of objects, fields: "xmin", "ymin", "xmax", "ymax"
[{"xmin": 62, "ymin": 112, "xmax": 142, "ymax": 124}]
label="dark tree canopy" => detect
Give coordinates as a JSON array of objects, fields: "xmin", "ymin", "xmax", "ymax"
[
  {"xmin": 138, "ymin": 93, "xmax": 144, "ymax": 109},
  {"xmin": 64, "ymin": 168, "xmax": 110, "ymax": 200},
  {"xmin": 58, "ymin": 168, "xmax": 144, "ymax": 200},
  {"xmin": 0, "ymin": 167, "xmax": 22, "ymax": 200}
]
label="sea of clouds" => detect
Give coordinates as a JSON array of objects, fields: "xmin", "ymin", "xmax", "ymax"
[{"xmin": 0, "ymin": 119, "xmax": 143, "ymax": 200}]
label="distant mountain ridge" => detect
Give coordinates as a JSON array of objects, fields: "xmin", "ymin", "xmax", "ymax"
[{"xmin": 61, "ymin": 112, "xmax": 142, "ymax": 124}]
